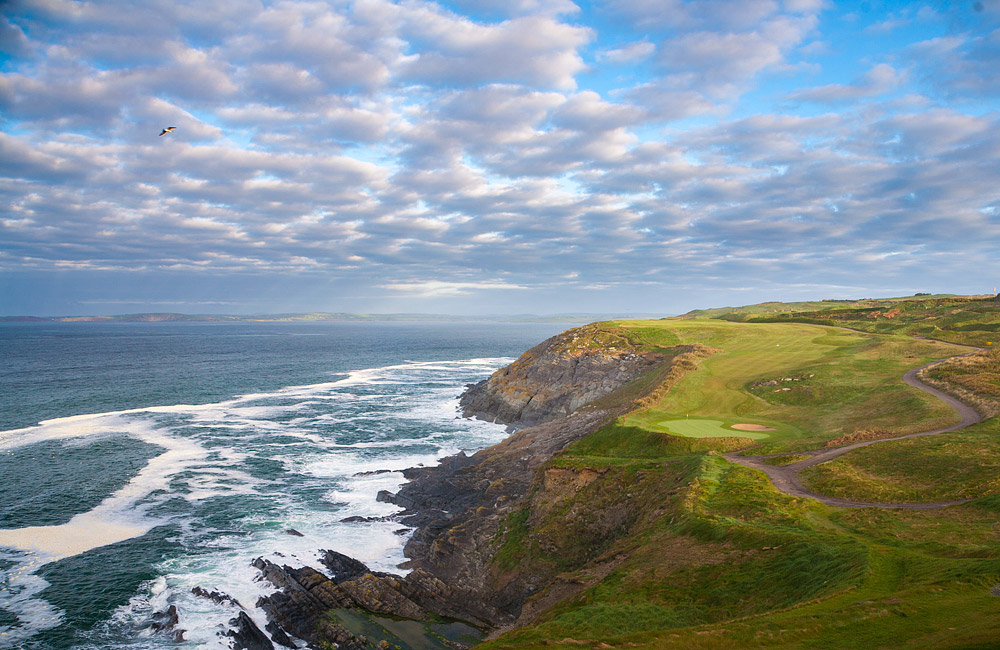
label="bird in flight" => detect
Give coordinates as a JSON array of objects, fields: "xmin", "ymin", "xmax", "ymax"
[{"xmin": 158, "ymin": 126, "xmax": 177, "ymax": 136}]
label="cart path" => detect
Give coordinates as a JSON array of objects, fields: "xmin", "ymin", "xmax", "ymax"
[{"xmin": 723, "ymin": 354, "xmax": 984, "ymax": 509}]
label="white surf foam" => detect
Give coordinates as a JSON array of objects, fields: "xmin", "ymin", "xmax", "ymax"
[{"xmin": 0, "ymin": 355, "xmax": 517, "ymax": 648}]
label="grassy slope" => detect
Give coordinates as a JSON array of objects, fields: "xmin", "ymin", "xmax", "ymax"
[
  {"xmin": 617, "ymin": 320, "xmax": 962, "ymax": 453},
  {"xmin": 478, "ymin": 304, "xmax": 1000, "ymax": 650},
  {"xmin": 801, "ymin": 418, "xmax": 1000, "ymax": 503},
  {"xmin": 704, "ymin": 294, "xmax": 1000, "ymax": 347}
]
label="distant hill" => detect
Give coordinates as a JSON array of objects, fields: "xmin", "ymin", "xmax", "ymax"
[
  {"xmin": 0, "ymin": 311, "xmax": 669, "ymax": 324},
  {"xmin": 682, "ymin": 293, "xmax": 1000, "ymax": 347}
]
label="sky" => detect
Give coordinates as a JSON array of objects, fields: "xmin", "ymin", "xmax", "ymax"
[{"xmin": 2, "ymin": 0, "xmax": 999, "ymax": 316}]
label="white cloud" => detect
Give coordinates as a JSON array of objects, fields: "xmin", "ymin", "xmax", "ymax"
[
  {"xmin": 786, "ymin": 63, "xmax": 904, "ymax": 103},
  {"xmin": 396, "ymin": 9, "xmax": 591, "ymax": 89},
  {"xmin": 597, "ymin": 40, "xmax": 655, "ymax": 63},
  {"xmin": 378, "ymin": 280, "xmax": 529, "ymax": 297}
]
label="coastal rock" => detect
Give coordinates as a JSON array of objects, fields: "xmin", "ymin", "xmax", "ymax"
[
  {"xmin": 320, "ymin": 549, "xmax": 372, "ymax": 583},
  {"xmin": 191, "ymin": 586, "xmax": 244, "ymax": 609},
  {"xmin": 145, "ymin": 604, "xmax": 185, "ymax": 641},
  {"xmin": 253, "ymin": 559, "xmax": 365, "ymax": 650},
  {"xmin": 459, "ymin": 325, "xmax": 665, "ymax": 428},
  {"xmin": 265, "ymin": 621, "xmax": 296, "ymax": 649},
  {"xmin": 226, "ymin": 611, "xmax": 274, "ymax": 650}
]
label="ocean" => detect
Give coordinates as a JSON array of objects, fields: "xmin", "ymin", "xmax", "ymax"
[{"xmin": 0, "ymin": 321, "xmax": 566, "ymax": 649}]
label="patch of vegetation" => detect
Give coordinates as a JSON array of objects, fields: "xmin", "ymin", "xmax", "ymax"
[
  {"xmin": 492, "ymin": 509, "xmax": 533, "ymax": 571},
  {"xmin": 922, "ymin": 347, "xmax": 1000, "ymax": 417},
  {"xmin": 763, "ymin": 454, "xmax": 812, "ymax": 466},
  {"xmin": 707, "ymin": 295, "xmax": 1000, "ymax": 347},
  {"xmin": 484, "ymin": 457, "xmax": 869, "ymax": 648},
  {"xmin": 801, "ymin": 418, "xmax": 1000, "ymax": 503}
]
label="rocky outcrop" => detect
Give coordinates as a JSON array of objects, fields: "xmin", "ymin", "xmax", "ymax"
[
  {"xmin": 226, "ymin": 611, "xmax": 275, "ymax": 650},
  {"xmin": 460, "ymin": 324, "xmax": 667, "ymax": 428},
  {"xmin": 144, "ymin": 604, "xmax": 185, "ymax": 642},
  {"xmin": 253, "ymin": 559, "xmax": 368, "ymax": 650},
  {"xmin": 252, "ymin": 557, "xmax": 478, "ymax": 649},
  {"xmin": 252, "ymin": 324, "xmax": 714, "ymax": 643}
]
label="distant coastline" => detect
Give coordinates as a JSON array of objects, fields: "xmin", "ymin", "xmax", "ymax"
[{"xmin": 0, "ymin": 311, "xmax": 670, "ymax": 324}]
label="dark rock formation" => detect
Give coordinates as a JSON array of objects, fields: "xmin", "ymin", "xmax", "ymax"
[
  {"xmin": 265, "ymin": 621, "xmax": 296, "ymax": 648},
  {"xmin": 320, "ymin": 549, "xmax": 371, "ymax": 583},
  {"xmin": 339, "ymin": 515, "xmax": 392, "ymax": 523},
  {"xmin": 253, "ymin": 554, "xmax": 487, "ymax": 647},
  {"xmin": 226, "ymin": 611, "xmax": 274, "ymax": 650},
  {"xmin": 459, "ymin": 325, "xmax": 666, "ymax": 428},
  {"xmin": 254, "ymin": 559, "xmax": 366, "ymax": 650},
  {"xmin": 145, "ymin": 604, "xmax": 185, "ymax": 641},
  {"xmin": 284, "ymin": 528, "xmax": 304, "ymax": 537},
  {"xmin": 191, "ymin": 586, "xmax": 244, "ymax": 609}
]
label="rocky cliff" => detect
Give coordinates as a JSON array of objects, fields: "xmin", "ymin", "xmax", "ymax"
[
  {"xmin": 459, "ymin": 324, "xmax": 667, "ymax": 428},
  {"xmin": 246, "ymin": 324, "xmax": 714, "ymax": 648}
]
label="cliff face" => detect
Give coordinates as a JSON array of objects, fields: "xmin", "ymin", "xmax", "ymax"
[
  {"xmin": 459, "ymin": 324, "xmax": 666, "ymax": 428},
  {"xmin": 249, "ymin": 324, "xmax": 714, "ymax": 647}
]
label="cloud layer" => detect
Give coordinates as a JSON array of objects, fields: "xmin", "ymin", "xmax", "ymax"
[{"xmin": 1, "ymin": 0, "xmax": 999, "ymax": 314}]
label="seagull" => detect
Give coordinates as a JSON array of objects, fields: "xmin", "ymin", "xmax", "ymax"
[{"xmin": 158, "ymin": 126, "xmax": 177, "ymax": 136}]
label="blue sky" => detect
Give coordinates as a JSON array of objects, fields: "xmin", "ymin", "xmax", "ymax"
[{"xmin": 2, "ymin": 0, "xmax": 999, "ymax": 316}]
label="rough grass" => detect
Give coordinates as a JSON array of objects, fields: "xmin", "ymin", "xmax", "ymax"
[
  {"xmin": 921, "ymin": 347, "xmax": 1000, "ymax": 418},
  {"xmin": 712, "ymin": 295, "xmax": 1000, "ymax": 347},
  {"xmin": 484, "ymin": 457, "xmax": 868, "ymax": 649},
  {"xmin": 801, "ymin": 417, "xmax": 1000, "ymax": 503}
]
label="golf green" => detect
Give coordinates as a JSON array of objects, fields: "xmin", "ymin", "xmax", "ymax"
[{"xmin": 660, "ymin": 419, "xmax": 771, "ymax": 440}]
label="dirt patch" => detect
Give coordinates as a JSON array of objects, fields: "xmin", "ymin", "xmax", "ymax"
[
  {"xmin": 731, "ymin": 423, "xmax": 776, "ymax": 431},
  {"xmin": 825, "ymin": 427, "xmax": 897, "ymax": 447}
]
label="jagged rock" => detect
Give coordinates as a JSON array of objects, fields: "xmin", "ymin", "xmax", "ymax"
[
  {"xmin": 226, "ymin": 611, "xmax": 274, "ymax": 650},
  {"xmin": 339, "ymin": 572, "xmax": 428, "ymax": 620},
  {"xmin": 265, "ymin": 621, "xmax": 296, "ymax": 649},
  {"xmin": 459, "ymin": 325, "xmax": 666, "ymax": 428},
  {"xmin": 191, "ymin": 586, "xmax": 244, "ymax": 609},
  {"xmin": 145, "ymin": 603, "xmax": 186, "ymax": 641},
  {"xmin": 147, "ymin": 604, "xmax": 179, "ymax": 631},
  {"xmin": 284, "ymin": 528, "xmax": 304, "ymax": 537},
  {"xmin": 253, "ymin": 559, "xmax": 366, "ymax": 650},
  {"xmin": 320, "ymin": 549, "xmax": 371, "ymax": 583},
  {"xmin": 340, "ymin": 515, "xmax": 392, "ymax": 523}
]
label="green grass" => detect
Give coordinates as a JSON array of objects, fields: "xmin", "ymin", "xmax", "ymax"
[
  {"xmin": 705, "ymin": 295, "xmax": 1000, "ymax": 347},
  {"xmin": 612, "ymin": 319, "xmax": 963, "ymax": 452},
  {"xmin": 801, "ymin": 417, "xmax": 1000, "ymax": 503}
]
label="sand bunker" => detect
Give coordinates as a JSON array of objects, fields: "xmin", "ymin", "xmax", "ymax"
[{"xmin": 731, "ymin": 423, "xmax": 776, "ymax": 431}]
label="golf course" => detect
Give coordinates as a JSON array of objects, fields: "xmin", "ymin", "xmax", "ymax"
[{"xmin": 481, "ymin": 295, "xmax": 1000, "ymax": 650}]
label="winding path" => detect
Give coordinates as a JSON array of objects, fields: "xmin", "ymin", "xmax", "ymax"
[{"xmin": 723, "ymin": 354, "xmax": 984, "ymax": 509}]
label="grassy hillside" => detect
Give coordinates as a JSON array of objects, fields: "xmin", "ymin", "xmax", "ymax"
[
  {"xmin": 477, "ymin": 299, "xmax": 1000, "ymax": 649},
  {"xmin": 690, "ymin": 294, "xmax": 1000, "ymax": 347}
]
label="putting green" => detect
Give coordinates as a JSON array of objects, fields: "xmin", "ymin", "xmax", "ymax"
[{"xmin": 660, "ymin": 419, "xmax": 771, "ymax": 440}]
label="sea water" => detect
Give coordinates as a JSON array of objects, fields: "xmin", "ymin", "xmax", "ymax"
[{"xmin": 0, "ymin": 321, "xmax": 565, "ymax": 649}]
